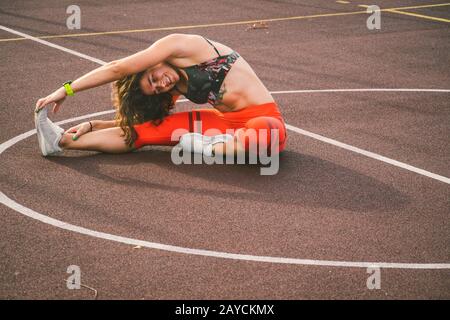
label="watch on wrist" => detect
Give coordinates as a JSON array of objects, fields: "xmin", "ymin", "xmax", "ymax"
[{"xmin": 63, "ymin": 81, "xmax": 74, "ymax": 96}]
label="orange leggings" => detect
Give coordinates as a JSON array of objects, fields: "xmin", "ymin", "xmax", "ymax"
[{"xmin": 133, "ymin": 102, "xmax": 287, "ymax": 153}]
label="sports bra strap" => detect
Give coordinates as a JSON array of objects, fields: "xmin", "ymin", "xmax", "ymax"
[{"xmin": 202, "ymin": 37, "xmax": 221, "ymax": 57}]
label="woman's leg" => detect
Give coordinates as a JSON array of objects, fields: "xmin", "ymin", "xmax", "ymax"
[
  {"xmin": 58, "ymin": 109, "xmax": 231, "ymax": 154},
  {"xmin": 57, "ymin": 111, "xmax": 288, "ymax": 156},
  {"xmin": 133, "ymin": 109, "xmax": 230, "ymax": 149},
  {"xmin": 59, "ymin": 127, "xmax": 133, "ymax": 154}
]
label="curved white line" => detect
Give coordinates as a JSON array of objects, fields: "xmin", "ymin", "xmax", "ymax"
[
  {"xmin": 1, "ymin": 90, "xmax": 450, "ymax": 269},
  {"xmin": 284, "ymin": 124, "xmax": 450, "ymax": 184},
  {"xmin": 1, "ymin": 192, "xmax": 449, "ymax": 269}
]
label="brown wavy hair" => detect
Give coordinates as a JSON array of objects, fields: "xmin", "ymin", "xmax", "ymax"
[{"xmin": 111, "ymin": 71, "xmax": 175, "ymax": 147}]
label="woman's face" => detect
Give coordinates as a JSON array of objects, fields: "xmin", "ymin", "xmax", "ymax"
[{"xmin": 139, "ymin": 63, "xmax": 180, "ymax": 95}]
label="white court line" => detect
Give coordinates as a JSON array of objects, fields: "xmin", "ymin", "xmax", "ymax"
[
  {"xmin": 283, "ymin": 125, "xmax": 450, "ymax": 184},
  {"xmin": 0, "ymin": 190, "xmax": 449, "ymax": 270},
  {"xmin": 1, "ymin": 24, "xmax": 449, "ymax": 269}
]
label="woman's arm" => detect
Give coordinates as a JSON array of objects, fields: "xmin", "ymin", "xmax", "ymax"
[
  {"xmin": 70, "ymin": 34, "xmax": 186, "ymax": 93},
  {"xmin": 64, "ymin": 119, "xmax": 117, "ymax": 140},
  {"xmin": 35, "ymin": 33, "xmax": 187, "ymax": 113},
  {"xmin": 92, "ymin": 120, "xmax": 116, "ymax": 130}
]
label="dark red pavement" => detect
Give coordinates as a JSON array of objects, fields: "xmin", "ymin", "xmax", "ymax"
[{"xmin": 0, "ymin": 0, "xmax": 449, "ymax": 299}]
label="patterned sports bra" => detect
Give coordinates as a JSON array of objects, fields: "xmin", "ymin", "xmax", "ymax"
[{"xmin": 174, "ymin": 37, "xmax": 240, "ymax": 106}]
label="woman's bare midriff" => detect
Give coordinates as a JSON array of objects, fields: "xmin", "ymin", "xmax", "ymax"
[{"xmin": 168, "ymin": 35, "xmax": 274, "ymax": 112}]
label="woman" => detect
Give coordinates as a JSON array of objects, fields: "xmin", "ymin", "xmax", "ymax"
[{"xmin": 34, "ymin": 33, "xmax": 287, "ymax": 158}]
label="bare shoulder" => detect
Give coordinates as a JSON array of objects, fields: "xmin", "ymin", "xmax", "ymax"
[{"xmin": 161, "ymin": 33, "xmax": 200, "ymax": 55}]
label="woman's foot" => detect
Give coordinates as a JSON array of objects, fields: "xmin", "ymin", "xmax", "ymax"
[{"xmin": 34, "ymin": 107, "xmax": 64, "ymax": 156}]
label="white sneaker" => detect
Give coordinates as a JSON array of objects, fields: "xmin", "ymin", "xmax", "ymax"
[
  {"xmin": 178, "ymin": 133, "xmax": 233, "ymax": 156},
  {"xmin": 34, "ymin": 107, "xmax": 64, "ymax": 156}
]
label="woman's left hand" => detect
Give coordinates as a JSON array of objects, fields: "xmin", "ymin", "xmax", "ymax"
[
  {"xmin": 64, "ymin": 122, "xmax": 92, "ymax": 140},
  {"xmin": 35, "ymin": 87, "xmax": 67, "ymax": 114}
]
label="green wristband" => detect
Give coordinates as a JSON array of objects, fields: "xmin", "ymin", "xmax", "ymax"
[{"xmin": 63, "ymin": 81, "xmax": 74, "ymax": 96}]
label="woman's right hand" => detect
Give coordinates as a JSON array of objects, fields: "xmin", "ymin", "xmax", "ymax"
[
  {"xmin": 64, "ymin": 121, "xmax": 92, "ymax": 140},
  {"xmin": 35, "ymin": 87, "xmax": 67, "ymax": 114}
]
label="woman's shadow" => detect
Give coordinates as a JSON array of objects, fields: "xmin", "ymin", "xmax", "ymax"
[{"xmin": 47, "ymin": 147, "xmax": 409, "ymax": 213}]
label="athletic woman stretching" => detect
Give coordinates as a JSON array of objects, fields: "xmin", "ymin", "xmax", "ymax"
[{"xmin": 34, "ymin": 34, "xmax": 287, "ymax": 158}]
